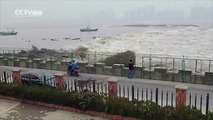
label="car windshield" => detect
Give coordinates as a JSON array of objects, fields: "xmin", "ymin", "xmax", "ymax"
[{"xmin": 21, "ymin": 71, "xmax": 55, "ymax": 87}]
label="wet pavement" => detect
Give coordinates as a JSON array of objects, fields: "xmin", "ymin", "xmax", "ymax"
[{"xmin": 0, "ymin": 99, "xmax": 107, "ymax": 120}]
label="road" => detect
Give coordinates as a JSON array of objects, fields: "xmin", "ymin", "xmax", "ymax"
[
  {"xmin": 0, "ymin": 99, "xmax": 106, "ymax": 120},
  {"xmin": 0, "ymin": 66, "xmax": 213, "ymax": 114}
]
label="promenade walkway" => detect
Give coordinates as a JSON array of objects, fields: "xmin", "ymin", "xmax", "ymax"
[{"xmin": 0, "ymin": 99, "xmax": 106, "ymax": 120}]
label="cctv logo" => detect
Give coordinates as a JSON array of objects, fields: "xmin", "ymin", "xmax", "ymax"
[{"xmin": 14, "ymin": 9, "xmax": 42, "ymax": 17}]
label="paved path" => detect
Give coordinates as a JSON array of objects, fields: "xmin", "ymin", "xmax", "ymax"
[
  {"xmin": 0, "ymin": 66, "xmax": 213, "ymax": 113},
  {"xmin": 0, "ymin": 99, "xmax": 106, "ymax": 120}
]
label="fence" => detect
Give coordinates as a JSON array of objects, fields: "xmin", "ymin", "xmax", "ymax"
[
  {"xmin": 0, "ymin": 71, "xmax": 13, "ymax": 83},
  {"xmin": 116, "ymin": 80, "xmax": 212, "ymax": 115},
  {"xmin": 57, "ymin": 78, "xmax": 213, "ymax": 115},
  {"xmin": 0, "ymin": 48, "xmax": 213, "ymax": 74},
  {"xmin": 1, "ymin": 48, "xmax": 213, "ymax": 74},
  {"xmin": 141, "ymin": 54, "xmax": 213, "ymax": 74},
  {"xmin": 0, "ymin": 71, "xmax": 212, "ymax": 115}
]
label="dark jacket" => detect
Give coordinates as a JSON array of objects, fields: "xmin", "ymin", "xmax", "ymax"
[{"xmin": 128, "ymin": 62, "xmax": 134, "ymax": 70}]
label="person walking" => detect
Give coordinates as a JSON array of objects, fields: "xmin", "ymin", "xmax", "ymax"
[{"xmin": 128, "ymin": 59, "xmax": 134, "ymax": 79}]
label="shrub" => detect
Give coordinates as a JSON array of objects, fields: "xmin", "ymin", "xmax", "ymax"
[
  {"xmin": 173, "ymin": 106, "xmax": 207, "ymax": 120},
  {"xmin": 104, "ymin": 50, "xmax": 135, "ymax": 67},
  {"xmin": 137, "ymin": 101, "xmax": 164, "ymax": 120},
  {"xmin": 78, "ymin": 91, "xmax": 105, "ymax": 112},
  {"xmin": 208, "ymin": 112, "xmax": 213, "ymax": 120},
  {"xmin": 105, "ymin": 97, "xmax": 135, "ymax": 117}
]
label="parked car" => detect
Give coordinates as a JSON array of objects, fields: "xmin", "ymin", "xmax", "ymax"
[{"xmin": 21, "ymin": 71, "xmax": 55, "ymax": 87}]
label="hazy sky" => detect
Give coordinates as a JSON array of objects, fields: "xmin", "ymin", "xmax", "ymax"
[{"xmin": 0, "ymin": 0, "xmax": 213, "ymax": 28}]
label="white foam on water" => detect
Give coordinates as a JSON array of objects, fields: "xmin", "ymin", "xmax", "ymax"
[{"xmin": 64, "ymin": 27, "xmax": 213, "ymax": 59}]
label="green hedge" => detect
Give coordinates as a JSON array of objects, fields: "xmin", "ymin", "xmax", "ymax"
[{"xmin": 0, "ymin": 83, "xmax": 212, "ymax": 120}]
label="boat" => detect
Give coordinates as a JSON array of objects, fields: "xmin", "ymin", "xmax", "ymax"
[
  {"xmin": 80, "ymin": 25, "xmax": 98, "ymax": 32},
  {"xmin": 71, "ymin": 38, "xmax": 81, "ymax": 40},
  {"xmin": 0, "ymin": 28, "xmax": 17, "ymax": 35},
  {"xmin": 63, "ymin": 37, "xmax": 71, "ymax": 40},
  {"xmin": 51, "ymin": 38, "xmax": 57, "ymax": 41}
]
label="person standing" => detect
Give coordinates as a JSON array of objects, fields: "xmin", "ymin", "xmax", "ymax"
[{"xmin": 128, "ymin": 59, "xmax": 134, "ymax": 79}]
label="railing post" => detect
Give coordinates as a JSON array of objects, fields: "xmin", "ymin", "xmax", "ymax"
[
  {"xmin": 155, "ymin": 88, "xmax": 158, "ymax": 104},
  {"xmin": 195, "ymin": 59, "xmax": 198, "ymax": 72},
  {"xmin": 142, "ymin": 57, "xmax": 144, "ymax": 67},
  {"xmin": 206, "ymin": 93, "xmax": 209, "ymax": 115},
  {"xmin": 166, "ymin": 90, "xmax": 168, "ymax": 106},
  {"xmin": 3, "ymin": 71, "xmax": 7, "ymax": 83},
  {"xmin": 12, "ymin": 69, "xmax": 21, "ymax": 84},
  {"xmin": 43, "ymin": 75, "xmax": 46, "ymax": 85},
  {"xmin": 171, "ymin": 92, "xmax": 174, "ymax": 107},
  {"xmin": 92, "ymin": 80, "xmax": 96, "ymax": 93},
  {"xmin": 189, "ymin": 93, "xmax": 192, "ymax": 107},
  {"xmin": 107, "ymin": 79, "xmax": 117, "ymax": 98},
  {"xmin": 208, "ymin": 60, "xmax": 211, "ymax": 72},
  {"xmin": 54, "ymin": 73, "xmax": 64, "ymax": 89},
  {"xmin": 182, "ymin": 56, "xmax": 185, "ymax": 70},
  {"xmin": 161, "ymin": 90, "xmax": 163, "ymax": 106},
  {"xmin": 74, "ymin": 79, "xmax": 77, "ymax": 91},
  {"xmin": 200, "ymin": 94, "xmax": 202, "ymax": 112},
  {"xmin": 132, "ymin": 85, "xmax": 134, "ymax": 100},
  {"xmin": 175, "ymin": 85, "xmax": 188, "ymax": 109},
  {"xmin": 149, "ymin": 54, "xmax": 152, "ymax": 79},
  {"xmin": 195, "ymin": 94, "xmax": 197, "ymax": 108}
]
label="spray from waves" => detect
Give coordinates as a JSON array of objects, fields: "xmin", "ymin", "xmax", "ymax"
[{"xmin": 64, "ymin": 27, "xmax": 213, "ymax": 59}]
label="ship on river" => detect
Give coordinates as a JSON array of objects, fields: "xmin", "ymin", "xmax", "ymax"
[
  {"xmin": 80, "ymin": 25, "xmax": 98, "ymax": 32},
  {"xmin": 0, "ymin": 28, "xmax": 17, "ymax": 35}
]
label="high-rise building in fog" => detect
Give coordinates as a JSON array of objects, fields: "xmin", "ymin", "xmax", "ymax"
[
  {"xmin": 142, "ymin": 6, "xmax": 155, "ymax": 20},
  {"xmin": 190, "ymin": 6, "xmax": 213, "ymax": 20}
]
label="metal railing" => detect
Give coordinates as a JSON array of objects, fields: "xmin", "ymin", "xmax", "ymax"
[{"xmin": 1, "ymin": 49, "xmax": 213, "ymax": 74}]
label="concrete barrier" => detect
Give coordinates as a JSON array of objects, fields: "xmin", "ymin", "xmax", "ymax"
[
  {"xmin": 112, "ymin": 64, "xmax": 124, "ymax": 76},
  {"xmin": 59, "ymin": 61, "xmax": 69, "ymax": 71},
  {"xmin": 78, "ymin": 62, "xmax": 88, "ymax": 73},
  {"xmin": 8, "ymin": 57, "xmax": 15, "ymax": 66},
  {"xmin": 19, "ymin": 57, "xmax": 28, "ymax": 68},
  {"xmin": 142, "ymin": 70, "xmax": 152, "ymax": 79},
  {"xmin": 32, "ymin": 58, "xmax": 42, "ymax": 68},
  {"xmin": 122, "ymin": 67, "xmax": 128, "ymax": 77},
  {"xmin": 191, "ymin": 74, "xmax": 205, "ymax": 84},
  {"xmin": 134, "ymin": 67, "xmax": 144, "ymax": 78},
  {"xmin": 94, "ymin": 63, "xmax": 104, "ymax": 74},
  {"xmin": 204, "ymin": 72, "xmax": 213, "ymax": 85},
  {"xmin": 178, "ymin": 70, "xmax": 192, "ymax": 83},
  {"xmin": 153, "ymin": 67, "xmax": 167, "ymax": 80},
  {"xmin": 4, "ymin": 58, "xmax": 8, "ymax": 66},
  {"xmin": 164, "ymin": 72, "xmax": 176, "ymax": 81},
  {"xmin": 0, "ymin": 56, "xmax": 4, "ymax": 65},
  {"xmin": 39, "ymin": 61, "xmax": 47, "ymax": 69},
  {"xmin": 103, "ymin": 66, "xmax": 112, "ymax": 75},
  {"xmin": 13, "ymin": 59, "xmax": 20, "ymax": 67},
  {"xmin": 46, "ymin": 59, "xmax": 57, "ymax": 70},
  {"xmin": 86, "ymin": 65, "xmax": 95, "ymax": 74}
]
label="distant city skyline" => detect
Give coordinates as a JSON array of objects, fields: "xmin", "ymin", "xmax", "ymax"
[{"xmin": 0, "ymin": 0, "xmax": 212, "ymax": 28}]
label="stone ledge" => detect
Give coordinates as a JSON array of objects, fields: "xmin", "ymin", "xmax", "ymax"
[{"xmin": 0, "ymin": 95, "xmax": 138, "ymax": 120}]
